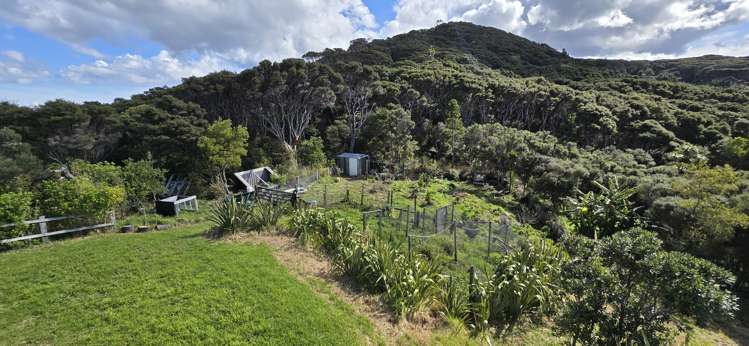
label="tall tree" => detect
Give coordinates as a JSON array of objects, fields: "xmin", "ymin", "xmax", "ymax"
[
  {"xmin": 439, "ymin": 99, "xmax": 465, "ymax": 163},
  {"xmin": 252, "ymin": 59, "xmax": 337, "ymax": 153},
  {"xmin": 364, "ymin": 104, "xmax": 417, "ymax": 173},
  {"xmin": 197, "ymin": 119, "xmax": 249, "ymax": 195},
  {"xmin": 338, "ymin": 62, "xmax": 377, "ymax": 152}
]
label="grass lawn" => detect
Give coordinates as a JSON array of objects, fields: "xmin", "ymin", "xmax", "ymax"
[{"xmin": 0, "ymin": 223, "xmax": 380, "ymax": 345}]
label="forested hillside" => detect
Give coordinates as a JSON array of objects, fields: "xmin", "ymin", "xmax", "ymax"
[{"xmin": 3, "ymin": 21, "xmax": 749, "ymax": 334}]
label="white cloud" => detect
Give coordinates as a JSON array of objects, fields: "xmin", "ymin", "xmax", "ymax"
[
  {"xmin": 522, "ymin": 0, "xmax": 749, "ymax": 57},
  {"xmin": 2, "ymin": 50, "xmax": 24, "ymax": 62},
  {"xmin": 383, "ymin": 0, "xmax": 526, "ymax": 36},
  {"xmin": 383, "ymin": 0, "xmax": 749, "ymax": 58},
  {"xmin": 0, "ymin": 52, "xmax": 48, "ymax": 84},
  {"xmin": 0, "ymin": 0, "xmax": 377, "ymax": 61},
  {"xmin": 62, "ymin": 50, "xmax": 236, "ymax": 85}
]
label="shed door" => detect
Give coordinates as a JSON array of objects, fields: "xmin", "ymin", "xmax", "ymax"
[{"xmin": 348, "ymin": 158, "xmax": 358, "ymax": 177}]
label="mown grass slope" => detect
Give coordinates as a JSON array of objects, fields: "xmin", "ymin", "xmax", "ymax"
[{"xmin": 0, "ymin": 223, "xmax": 379, "ymax": 345}]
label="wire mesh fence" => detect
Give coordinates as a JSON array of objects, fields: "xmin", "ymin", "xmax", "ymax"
[{"xmin": 300, "ymin": 179, "xmax": 521, "ymax": 271}]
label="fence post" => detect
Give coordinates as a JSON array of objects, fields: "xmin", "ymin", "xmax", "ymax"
[
  {"xmin": 110, "ymin": 211, "xmax": 117, "ymax": 232},
  {"xmin": 453, "ymin": 222, "xmax": 458, "ymax": 263},
  {"xmin": 323, "ymin": 184, "xmax": 328, "ymax": 208},
  {"xmin": 39, "ymin": 215, "xmax": 49, "ymax": 243},
  {"xmin": 377, "ymin": 211, "xmax": 382, "ymax": 234},
  {"xmin": 345, "ymin": 189, "xmax": 350, "ymax": 204},
  {"xmin": 487, "ymin": 221, "xmax": 492, "ymax": 258},
  {"xmin": 407, "ymin": 235, "xmax": 412, "ymax": 262},
  {"xmin": 360, "ymin": 183, "xmax": 365, "ymax": 207},
  {"xmin": 405, "ymin": 209, "xmax": 410, "ymax": 240}
]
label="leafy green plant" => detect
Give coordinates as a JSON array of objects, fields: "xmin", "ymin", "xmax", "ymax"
[
  {"xmin": 121, "ymin": 158, "xmax": 166, "ymax": 210},
  {"xmin": 208, "ymin": 196, "xmax": 254, "ymax": 235},
  {"xmin": 290, "ymin": 208, "xmax": 440, "ymax": 318},
  {"xmin": 558, "ymin": 230, "xmax": 739, "ymax": 345},
  {"xmin": 566, "ymin": 177, "xmax": 641, "ymax": 239},
  {"xmin": 39, "ymin": 177, "xmax": 125, "ymax": 218},
  {"xmin": 250, "ymin": 200, "xmax": 288, "ymax": 231},
  {"xmin": 0, "ymin": 191, "xmax": 34, "ymax": 239},
  {"xmin": 378, "ymin": 249, "xmax": 440, "ymax": 318},
  {"xmin": 487, "ymin": 237, "xmax": 564, "ymax": 332},
  {"xmin": 435, "ymin": 275, "xmax": 470, "ymax": 321}
]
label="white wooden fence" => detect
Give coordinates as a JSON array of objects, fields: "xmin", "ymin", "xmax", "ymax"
[{"xmin": 0, "ymin": 212, "xmax": 116, "ymax": 244}]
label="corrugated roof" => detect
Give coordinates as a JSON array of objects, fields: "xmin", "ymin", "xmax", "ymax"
[{"xmin": 337, "ymin": 153, "xmax": 368, "ymax": 159}]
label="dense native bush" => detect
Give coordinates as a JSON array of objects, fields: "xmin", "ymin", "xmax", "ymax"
[
  {"xmin": 558, "ymin": 230, "xmax": 738, "ymax": 345},
  {"xmin": 0, "ymin": 191, "xmax": 34, "ymax": 239},
  {"xmin": 38, "ymin": 178, "xmax": 125, "ymax": 218}
]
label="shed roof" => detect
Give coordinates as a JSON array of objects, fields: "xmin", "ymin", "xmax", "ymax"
[
  {"xmin": 232, "ymin": 166, "xmax": 274, "ymax": 189},
  {"xmin": 336, "ymin": 152, "xmax": 368, "ymax": 159}
]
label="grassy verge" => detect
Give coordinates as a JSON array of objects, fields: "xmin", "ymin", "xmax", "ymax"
[{"xmin": 0, "ymin": 223, "xmax": 380, "ymax": 345}]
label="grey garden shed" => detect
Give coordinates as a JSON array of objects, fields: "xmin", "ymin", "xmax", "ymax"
[{"xmin": 336, "ymin": 153, "xmax": 369, "ymax": 177}]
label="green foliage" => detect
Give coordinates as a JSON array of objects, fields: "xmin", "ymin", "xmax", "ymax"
[
  {"xmin": 558, "ymin": 230, "xmax": 738, "ymax": 345},
  {"xmin": 364, "ymin": 104, "xmax": 418, "ymax": 170},
  {"xmin": 70, "ymin": 160, "xmax": 123, "ymax": 187},
  {"xmin": 208, "ymin": 196, "xmax": 254, "ymax": 235},
  {"xmin": 39, "ymin": 178, "xmax": 125, "ymax": 218},
  {"xmin": 209, "ymin": 197, "xmax": 289, "ymax": 235},
  {"xmin": 486, "ymin": 238, "xmax": 564, "ymax": 331},
  {"xmin": 297, "ymin": 136, "xmax": 327, "ymax": 167},
  {"xmin": 121, "ymin": 158, "xmax": 166, "ymax": 208},
  {"xmin": 439, "ymin": 99, "xmax": 465, "ymax": 163},
  {"xmin": 661, "ymin": 164, "xmax": 749, "ymax": 251},
  {"xmin": 566, "ymin": 178, "xmax": 641, "ymax": 239},
  {"xmin": 0, "ymin": 191, "xmax": 34, "ymax": 239},
  {"xmin": 289, "ymin": 208, "xmax": 439, "ymax": 318},
  {"xmin": 436, "ymin": 275, "xmax": 470, "ymax": 321},
  {"xmin": 198, "ymin": 119, "xmax": 250, "ymax": 173},
  {"xmin": 0, "ymin": 127, "xmax": 42, "ymax": 189}
]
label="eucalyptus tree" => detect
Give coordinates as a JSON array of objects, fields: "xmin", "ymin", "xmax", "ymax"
[{"xmin": 251, "ymin": 59, "xmax": 338, "ymax": 154}]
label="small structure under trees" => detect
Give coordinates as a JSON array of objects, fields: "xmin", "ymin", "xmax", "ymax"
[
  {"xmin": 336, "ymin": 153, "xmax": 369, "ymax": 177},
  {"xmin": 231, "ymin": 167, "xmax": 274, "ymax": 193},
  {"xmin": 155, "ymin": 195, "xmax": 198, "ymax": 216}
]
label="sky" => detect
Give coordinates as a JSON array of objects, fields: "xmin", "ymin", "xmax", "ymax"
[{"xmin": 1, "ymin": 0, "xmax": 749, "ymax": 106}]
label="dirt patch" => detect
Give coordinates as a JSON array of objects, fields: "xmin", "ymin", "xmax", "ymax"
[{"xmin": 227, "ymin": 232, "xmax": 438, "ymax": 345}]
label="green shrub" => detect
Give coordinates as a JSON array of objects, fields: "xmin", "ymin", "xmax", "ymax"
[
  {"xmin": 208, "ymin": 196, "xmax": 254, "ymax": 235},
  {"xmin": 290, "ymin": 208, "xmax": 440, "ymax": 318},
  {"xmin": 558, "ymin": 230, "xmax": 739, "ymax": 345},
  {"xmin": 70, "ymin": 160, "xmax": 123, "ymax": 187},
  {"xmin": 39, "ymin": 178, "xmax": 125, "ymax": 218},
  {"xmin": 0, "ymin": 191, "xmax": 34, "ymax": 239},
  {"xmin": 297, "ymin": 136, "xmax": 327, "ymax": 167},
  {"xmin": 250, "ymin": 200, "xmax": 289, "ymax": 231},
  {"xmin": 121, "ymin": 158, "xmax": 166, "ymax": 209},
  {"xmin": 436, "ymin": 275, "xmax": 470, "ymax": 321},
  {"xmin": 379, "ymin": 251, "xmax": 440, "ymax": 318},
  {"xmin": 487, "ymin": 237, "xmax": 564, "ymax": 331}
]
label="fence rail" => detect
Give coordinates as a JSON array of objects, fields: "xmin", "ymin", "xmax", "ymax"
[{"xmin": 1, "ymin": 213, "xmax": 116, "ymax": 244}]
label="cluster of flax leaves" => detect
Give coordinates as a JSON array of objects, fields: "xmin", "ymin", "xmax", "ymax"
[
  {"xmin": 208, "ymin": 196, "xmax": 288, "ymax": 235},
  {"xmin": 289, "ymin": 208, "xmax": 562, "ymax": 334}
]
